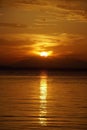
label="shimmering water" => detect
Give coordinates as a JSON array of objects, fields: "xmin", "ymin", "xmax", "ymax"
[{"xmin": 0, "ymin": 71, "xmax": 87, "ymax": 130}]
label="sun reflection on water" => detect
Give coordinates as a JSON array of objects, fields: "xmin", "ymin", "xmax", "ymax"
[{"xmin": 39, "ymin": 72, "xmax": 47, "ymax": 126}]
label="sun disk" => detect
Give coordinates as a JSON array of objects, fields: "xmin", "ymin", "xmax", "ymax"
[{"xmin": 40, "ymin": 52, "xmax": 48, "ymax": 57}]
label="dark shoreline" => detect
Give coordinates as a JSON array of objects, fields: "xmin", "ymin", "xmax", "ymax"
[
  {"xmin": 0, "ymin": 66, "xmax": 87, "ymax": 71},
  {"xmin": 0, "ymin": 67, "xmax": 87, "ymax": 76}
]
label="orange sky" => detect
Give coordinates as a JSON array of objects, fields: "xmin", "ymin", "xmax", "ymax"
[{"xmin": 0, "ymin": 0, "xmax": 87, "ymax": 68}]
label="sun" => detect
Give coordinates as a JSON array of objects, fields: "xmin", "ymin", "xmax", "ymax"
[
  {"xmin": 40, "ymin": 52, "xmax": 48, "ymax": 57},
  {"xmin": 39, "ymin": 51, "xmax": 53, "ymax": 57},
  {"xmin": 34, "ymin": 51, "xmax": 53, "ymax": 57}
]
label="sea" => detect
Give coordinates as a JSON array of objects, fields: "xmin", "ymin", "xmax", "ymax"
[{"xmin": 0, "ymin": 70, "xmax": 87, "ymax": 130}]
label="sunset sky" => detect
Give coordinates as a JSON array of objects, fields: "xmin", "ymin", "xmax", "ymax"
[{"xmin": 0, "ymin": 0, "xmax": 87, "ymax": 68}]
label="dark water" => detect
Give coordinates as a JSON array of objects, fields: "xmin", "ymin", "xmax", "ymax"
[{"xmin": 0, "ymin": 70, "xmax": 87, "ymax": 130}]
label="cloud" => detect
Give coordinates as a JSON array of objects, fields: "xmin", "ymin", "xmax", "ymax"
[
  {"xmin": 0, "ymin": 34, "xmax": 35, "ymax": 56},
  {"xmin": 0, "ymin": 33, "xmax": 86, "ymax": 59},
  {"xmin": 0, "ymin": 13, "xmax": 3, "ymax": 16},
  {"xmin": 22, "ymin": 33, "xmax": 85, "ymax": 57},
  {"xmin": 0, "ymin": 22, "xmax": 27, "ymax": 28},
  {"xmin": 0, "ymin": 0, "xmax": 87, "ymax": 22},
  {"xmin": 12, "ymin": 0, "xmax": 87, "ymax": 21},
  {"xmin": 0, "ymin": 34, "xmax": 35, "ymax": 64},
  {"xmin": 46, "ymin": 33, "xmax": 85, "ymax": 56}
]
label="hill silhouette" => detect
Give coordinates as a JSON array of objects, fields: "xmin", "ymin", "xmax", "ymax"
[{"xmin": 4, "ymin": 55, "xmax": 87, "ymax": 70}]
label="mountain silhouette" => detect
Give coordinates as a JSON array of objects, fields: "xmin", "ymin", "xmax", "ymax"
[{"xmin": 7, "ymin": 55, "xmax": 87, "ymax": 70}]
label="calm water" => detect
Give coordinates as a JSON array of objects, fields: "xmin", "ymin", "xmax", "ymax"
[{"xmin": 0, "ymin": 70, "xmax": 87, "ymax": 130}]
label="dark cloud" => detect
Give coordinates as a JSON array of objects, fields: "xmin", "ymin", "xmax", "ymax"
[
  {"xmin": 0, "ymin": 22, "xmax": 27, "ymax": 28},
  {"xmin": 0, "ymin": 0, "xmax": 87, "ymax": 9},
  {"xmin": 0, "ymin": 0, "xmax": 49, "ymax": 7},
  {"xmin": 0, "ymin": 0, "xmax": 87, "ymax": 21},
  {"xmin": 0, "ymin": 36, "xmax": 34, "ymax": 64},
  {"xmin": 17, "ymin": 0, "xmax": 87, "ymax": 21},
  {"xmin": 0, "ymin": 36, "xmax": 34, "ymax": 53},
  {"xmin": 0, "ymin": 0, "xmax": 87, "ymax": 10}
]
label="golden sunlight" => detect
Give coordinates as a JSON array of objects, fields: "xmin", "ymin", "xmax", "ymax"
[
  {"xmin": 40, "ymin": 51, "xmax": 53, "ymax": 57},
  {"xmin": 40, "ymin": 52, "xmax": 48, "ymax": 57},
  {"xmin": 39, "ymin": 73, "xmax": 47, "ymax": 126}
]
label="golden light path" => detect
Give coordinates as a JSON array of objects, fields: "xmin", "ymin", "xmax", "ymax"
[{"xmin": 39, "ymin": 72, "xmax": 47, "ymax": 126}]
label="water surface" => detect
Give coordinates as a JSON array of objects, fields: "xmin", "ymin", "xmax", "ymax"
[{"xmin": 0, "ymin": 70, "xmax": 87, "ymax": 130}]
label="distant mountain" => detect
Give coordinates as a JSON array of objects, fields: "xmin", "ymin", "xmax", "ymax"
[{"xmin": 7, "ymin": 56, "xmax": 87, "ymax": 70}]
